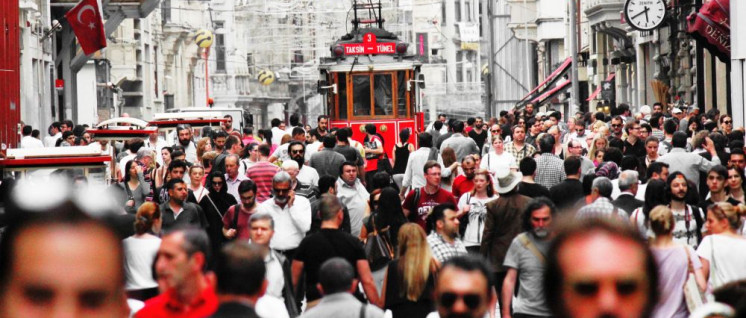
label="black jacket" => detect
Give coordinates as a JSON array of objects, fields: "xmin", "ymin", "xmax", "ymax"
[{"xmin": 612, "ymin": 193, "xmax": 644, "ymax": 215}]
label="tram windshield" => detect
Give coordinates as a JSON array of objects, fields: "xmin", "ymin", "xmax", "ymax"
[{"xmin": 332, "ymin": 70, "xmax": 410, "ymax": 120}]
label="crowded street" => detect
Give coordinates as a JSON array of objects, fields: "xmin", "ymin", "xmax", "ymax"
[{"xmin": 1, "ymin": 0, "xmax": 746, "ymax": 318}]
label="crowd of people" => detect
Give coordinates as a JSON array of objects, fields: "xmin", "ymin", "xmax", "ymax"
[{"xmin": 3, "ymin": 104, "xmax": 746, "ymax": 318}]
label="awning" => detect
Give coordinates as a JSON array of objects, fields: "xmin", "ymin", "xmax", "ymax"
[
  {"xmin": 687, "ymin": 0, "xmax": 730, "ymax": 62},
  {"xmin": 532, "ymin": 79, "xmax": 570, "ymax": 105},
  {"xmin": 516, "ymin": 57, "xmax": 572, "ymax": 107},
  {"xmin": 586, "ymin": 73, "xmax": 616, "ymax": 101}
]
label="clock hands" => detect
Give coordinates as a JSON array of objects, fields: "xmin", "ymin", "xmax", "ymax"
[
  {"xmin": 630, "ymin": 6, "xmax": 650, "ymax": 22},
  {"xmin": 644, "ymin": 6, "xmax": 650, "ymax": 23}
]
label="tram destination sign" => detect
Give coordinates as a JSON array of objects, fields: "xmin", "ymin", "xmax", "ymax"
[{"xmin": 343, "ymin": 33, "xmax": 397, "ymax": 55}]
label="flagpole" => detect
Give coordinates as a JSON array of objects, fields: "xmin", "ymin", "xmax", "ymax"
[{"xmin": 205, "ymin": 47, "xmax": 210, "ymax": 107}]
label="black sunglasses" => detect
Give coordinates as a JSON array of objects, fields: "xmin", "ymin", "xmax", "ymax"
[
  {"xmin": 439, "ymin": 292, "xmax": 481, "ymax": 309},
  {"xmin": 291, "ymin": 150, "xmax": 304, "ymax": 154}
]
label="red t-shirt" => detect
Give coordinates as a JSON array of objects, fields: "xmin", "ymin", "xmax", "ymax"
[
  {"xmin": 402, "ymin": 187, "xmax": 458, "ymax": 229},
  {"xmin": 135, "ymin": 284, "xmax": 218, "ymax": 318},
  {"xmin": 451, "ymin": 175, "xmax": 475, "ymax": 199},
  {"xmin": 222, "ymin": 205, "xmax": 255, "ymax": 240}
]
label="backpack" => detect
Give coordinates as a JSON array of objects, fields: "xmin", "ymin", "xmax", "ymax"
[{"xmin": 407, "ymin": 187, "xmax": 422, "ymax": 222}]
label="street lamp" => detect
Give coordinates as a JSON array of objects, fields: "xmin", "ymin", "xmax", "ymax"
[{"xmin": 194, "ymin": 29, "xmax": 214, "ymax": 107}]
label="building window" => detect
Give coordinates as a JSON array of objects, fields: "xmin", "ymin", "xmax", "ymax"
[
  {"xmin": 455, "ymin": 1, "xmax": 461, "ymax": 22},
  {"xmin": 465, "ymin": 1, "xmax": 471, "ymax": 22},
  {"xmin": 442, "ymin": 0, "xmax": 447, "ymax": 24},
  {"xmin": 161, "ymin": 0, "xmax": 171, "ymax": 23},
  {"xmin": 215, "ymin": 22, "xmax": 226, "ymax": 72},
  {"xmin": 456, "ymin": 51, "xmax": 464, "ymax": 82}
]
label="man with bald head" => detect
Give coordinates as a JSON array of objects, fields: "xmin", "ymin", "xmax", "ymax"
[{"xmin": 0, "ymin": 204, "xmax": 130, "ymax": 318}]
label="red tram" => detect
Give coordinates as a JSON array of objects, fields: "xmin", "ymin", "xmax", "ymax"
[{"xmin": 319, "ymin": 0, "xmax": 424, "ymax": 156}]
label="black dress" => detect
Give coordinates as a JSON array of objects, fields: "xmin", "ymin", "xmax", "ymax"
[
  {"xmin": 199, "ymin": 192, "xmax": 237, "ymax": 267},
  {"xmin": 393, "ymin": 143, "xmax": 411, "ymax": 174},
  {"xmin": 384, "ymin": 259, "xmax": 436, "ymax": 318}
]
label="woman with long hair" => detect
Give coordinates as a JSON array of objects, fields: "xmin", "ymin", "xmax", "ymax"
[
  {"xmin": 480, "ymin": 136, "xmax": 517, "ymax": 176},
  {"xmin": 458, "ymin": 169, "xmax": 497, "ymax": 253},
  {"xmin": 648, "ymin": 205, "xmax": 707, "ymax": 318},
  {"xmin": 727, "ymin": 165, "xmax": 746, "ymax": 204},
  {"xmin": 199, "ymin": 170, "xmax": 238, "ymax": 256},
  {"xmin": 589, "ymin": 135, "xmax": 608, "ymax": 164},
  {"xmin": 697, "ymin": 202, "xmax": 746, "ymax": 289},
  {"xmin": 382, "ymin": 223, "xmax": 439, "ymax": 317},
  {"xmin": 440, "ymin": 147, "xmax": 458, "ymax": 191},
  {"xmin": 196, "ymin": 137, "xmax": 213, "ymax": 165},
  {"xmin": 360, "ymin": 187, "xmax": 408, "ymax": 293},
  {"xmin": 120, "ymin": 160, "xmax": 151, "ymax": 214},
  {"xmin": 630, "ymin": 179, "xmax": 668, "ymax": 238},
  {"xmin": 392, "ymin": 128, "xmax": 414, "ymax": 175},
  {"xmin": 123, "ymin": 202, "xmax": 162, "ymax": 301},
  {"xmin": 154, "ymin": 146, "xmax": 173, "ymax": 189}
]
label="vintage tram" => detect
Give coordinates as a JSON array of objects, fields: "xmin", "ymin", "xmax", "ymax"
[{"xmin": 318, "ymin": 0, "xmax": 425, "ymax": 156}]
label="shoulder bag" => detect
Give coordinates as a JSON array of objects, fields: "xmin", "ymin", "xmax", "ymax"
[
  {"xmin": 364, "ymin": 214, "xmax": 394, "ymax": 271},
  {"xmin": 517, "ymin": 233, "xmax": 546, "ymax": 263},
  {"xmin": 683, "ymin": 245, "xmax": 706, "ymax": 312}
]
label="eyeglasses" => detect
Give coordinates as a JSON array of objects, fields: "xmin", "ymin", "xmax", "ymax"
[
  {"xmin": 291, "ymin": 150, "xmax": 304, "ymax": 154},
  {"xmin": 723, "ymin": 121, "xmax": 732, "ymax": 124},
  {"xmin": 274, "ymin": 188, "xmax": 291, "ymax": 194},
  {"xmin": 490, "ymin": 130, "xmax": 499, "ymax": 133},
  {"xmin": 439, "ymin": 292, "xmax": 481, "ymax": 309},
  {"xmin": 611, "ymin": 124, "xmax": 622, "ymax": 128},
  {"xmin": 211, "ymin": 181, "xmax": 224, "ymax": 186}
]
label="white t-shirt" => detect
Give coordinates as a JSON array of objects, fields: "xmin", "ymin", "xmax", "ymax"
[
  {"xmin": 20, "ymin": 136, "xmax": 44, "ymax": 149},
  {"xmin": 457, "ymin": 193, "xmax": 497, "ymax": 247},
  {"xmin": 271, "ymin": 143, "xmax": 291, "ymax": 162},
  {"xmin": 297, "ymin": 165, "xmax": 319, "ymax": 187},
  {"xmin": 696, "ymin": 234, "xmax": 746, "ymax": 289},
  {"xmin": 670, "ymin": 205, "xmax": 704, "ymax": 249},
  {"xmin": 122, "ymin": 236, "xmax": 161, "ymax": 290},
  {"xmin": 480, "ymin": 152, "xmax": 517, "ymax": 175}
]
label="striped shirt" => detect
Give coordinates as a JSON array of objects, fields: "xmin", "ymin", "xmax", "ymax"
[{"xmin": 246, "ymin": 161, "xmax": 280, "ymax": 203}]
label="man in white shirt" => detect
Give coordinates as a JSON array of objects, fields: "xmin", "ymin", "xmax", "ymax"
[
  {"xmin": 144, "ymin": 132, "xmax": 168, "ymax": 166},
  {"xmin": 44, "ymin": 122, "xmax": 62, "ymax": 147},
  {"xmin": 257, "ymin": 171, "xmax": 312, "ymax": 257},
  {"xmin": 175, "ymin": 125, "xmax": 198, "ymax": 163},
  {"xmin": 20, "ymin": 125, "xmax": 44, "ymax": 149},
  {"xmin": 288, "ymin": 141, "xmax": 319, "ymax": 187},
  {"xmin": 270, "ymin": 118, "xmax": 287, "ymax": 147},
  {"xmin": 225, "ymin": 154, "xmax": 249, "ymax": 203},
  {"xmin": 270, "ymin": 127, "xmax": 306, "ymax": 164},
  {"xmin": 336, "ymin": 162, "xmax": 369, "ymax": 237},
  {"xmin": 249, "ymin": 212, "xmax": 287, "ymax": 302}
]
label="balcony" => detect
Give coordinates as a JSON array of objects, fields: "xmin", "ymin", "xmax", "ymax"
[{"xmin": 584, "ymin": 0, "xmax": 625, "ymax": 29}]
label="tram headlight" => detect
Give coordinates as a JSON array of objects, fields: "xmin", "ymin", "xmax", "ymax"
[
  {"xmin": 333, "ymin": 45, "xmax": 345, "ymax": 57},
  {"xmin": 396, "ymin": 43, "xmax": 408, "ymax": 54}
]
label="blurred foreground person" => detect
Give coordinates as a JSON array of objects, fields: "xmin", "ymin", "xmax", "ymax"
[
  {"xmin": 0, "ymin": 202, "xmax": 130, "ymax": 318},
  {"xmin": 208, "ymin": 242, "xmax": 264, "ymax": 318},
  {"xmin": 428, "ymin": 255, "xmax": 496, "ymax": 318},
  {"xmin": 136, "ymin": 228, "xmax": 218, "ymax": 318},
  {"xmin": 544, "ymin": 218, "xmax": 658, "ymax": 318},
  {"xmin": 299, "ymin": 258, "xmax": 385, "ymax": 318}
]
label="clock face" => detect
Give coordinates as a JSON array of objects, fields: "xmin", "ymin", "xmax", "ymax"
[{"xmin": 624, "ymin": 0, "xmax": 667, "ymax": 31}]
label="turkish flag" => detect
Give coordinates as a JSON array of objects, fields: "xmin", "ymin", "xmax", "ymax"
[{"xmin": 65, "ymin": 0, "xmax": 107, "ymax": 55}]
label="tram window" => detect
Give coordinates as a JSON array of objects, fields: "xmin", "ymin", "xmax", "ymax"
[
  {"xmin": 338, "ymin": 73, "xmax": 348, "ymax": 119},
  {"xmin": 374, "ymin": 74, "xmax": 393, "ymax": 116},
  {"xmin": 353, "ymin": 75, "xmax": 371, "ymax": 116},
  {"xmin": 397, "ymin": 72, "xmax": 407, "ymax": 117}
]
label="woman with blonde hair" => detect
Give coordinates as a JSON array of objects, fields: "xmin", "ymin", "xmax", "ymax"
[
  {"xmin": 696, "ymin": 202, "xmax": 746, "ymax": 289},
  {"xmin": 648, "ymin": 205, "xmax": 706, "ymax": 317},
  {"xmin": 123, "ymin": 202, "xmax": 162, "ymax": 301},
  {"xmin": 382, "ymin": 223, "xmax": 439, "ymax": 317},
  {"xmin": 589, "ymin": 135, "xmax": 608, "ymax": 163}
]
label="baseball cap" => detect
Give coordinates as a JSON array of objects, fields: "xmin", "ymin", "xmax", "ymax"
[{"xmin": 671, "ymin": 108, "xmax": 682, "ymax": 114}]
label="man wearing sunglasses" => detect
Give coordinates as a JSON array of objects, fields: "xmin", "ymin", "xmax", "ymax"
[
  {"xmin": 502, "ymin": 198, "xmax": 556, "ymax": 318},
  {"xmin": 432, "ymin": 255, "xmax": 496, "ymax": 318},
  {"xmin": 544, "ymin": 218, "xmax": 658, "ymax": 318},
  {"xmin": 609, "ymin": 116, "xmax": 625, "ymax": 140}
]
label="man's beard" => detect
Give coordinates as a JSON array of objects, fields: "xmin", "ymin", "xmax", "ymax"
[
  {"xmin": 172, "ymin": 197, "xmax": 184, "ymax": 205},
  {"xmin": 179, "ymin": 138, "xmax": 190, "ymax": 146},
  {"xmin": 533, "ymin": 228, "xmax": 549, "ymax": 239},
  {"xmin": 274, "ymin": 196, "xmax": 288, "ymax": 205},
  {"xmin": 672, "ymin": 193, "xmax": 687, "ymax": 202},
  {"xmin": 293, "ymin": 157, "xmax": 304, "ymax": 169},
  {"xmin": 244, "ymin": 200, "xmax": 255, "ymax": 209}
]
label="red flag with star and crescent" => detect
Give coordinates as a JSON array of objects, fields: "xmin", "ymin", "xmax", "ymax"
[{"xmin": 65, "ymin": 0, "xmax": 107, "ymax": 55}]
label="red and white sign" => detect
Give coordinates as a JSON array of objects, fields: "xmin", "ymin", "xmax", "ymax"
[{"xmin": 343, "ymin": 33, "xmax": 396, "ymax": 55}]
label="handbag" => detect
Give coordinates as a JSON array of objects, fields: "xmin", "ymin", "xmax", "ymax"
[
  {"xmin": 364, "ymin": 214, "xmax": 394, "ymax": 271},
  {"xmin": 683, "ymin": 245, "xmax": 706, "ymax": 312},
  {"xmin": 377, "ymin": 153, "xmax": 394, "ymax": 175}
]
